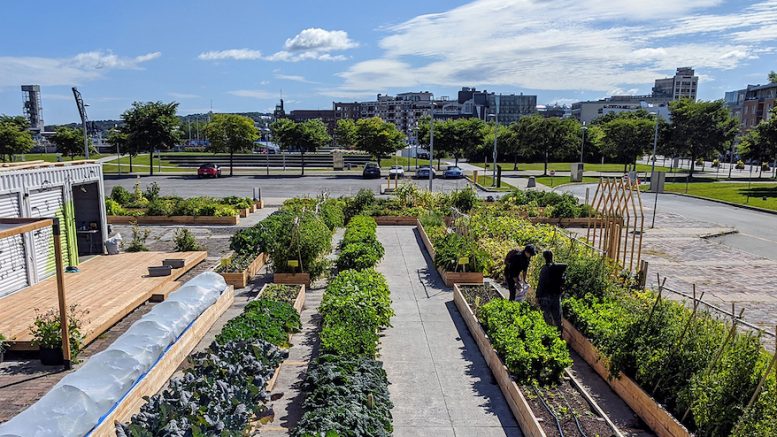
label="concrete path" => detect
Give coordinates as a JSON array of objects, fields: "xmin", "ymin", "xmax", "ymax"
[{"xmin": 377, "ymin": 226, "xmax": 521, "ymax": 437}]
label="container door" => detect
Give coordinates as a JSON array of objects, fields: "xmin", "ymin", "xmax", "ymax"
[
  {"xmin": 30, "ymin": 187, "xmax": 69, "ymax": 280},
  {"xmin": 0, "ymin": 193, "xmax": 29, "ymax": 297}
]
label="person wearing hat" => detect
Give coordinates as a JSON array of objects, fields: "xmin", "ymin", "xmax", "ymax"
[
  {"xmin": 503, "ymin": 244, "xmax": 537, "ymax": 301},
  {"xmin": 536, "ymin": 250, "xmax": 567, "ymax": 332}
]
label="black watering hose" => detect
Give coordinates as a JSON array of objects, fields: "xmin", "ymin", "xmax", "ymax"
[{"xmin": 533, "ymin": 386, "xmax": 565, "ymax": 437}]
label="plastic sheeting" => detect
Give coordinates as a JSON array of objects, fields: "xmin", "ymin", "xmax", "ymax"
[{"xmin": 0, "ymin": 272, "xmax": 227, "ymax": 437}]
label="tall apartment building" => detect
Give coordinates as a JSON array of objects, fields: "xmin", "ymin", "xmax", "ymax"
[
  {"xmin": 740, "ymin": 83, "xmax": 776, "ymax": 130},
  {"xmin": 333, "ymin": 87, "xmax": 537, "ymax": 143},
  {"xmin": 652, "ymin": 67, "xmax": 698, "ymax": 101}
]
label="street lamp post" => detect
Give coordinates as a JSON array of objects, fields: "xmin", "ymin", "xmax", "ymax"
[
  {"xmin": 429, "ymin": 113, "xmax": 434, "ymax": 192},
  {"xmin": 492, "ymin": 94, "xmax": 501, "ymax": 182},
  {"xmin": 580, "ymin": 122, "xmax": 587, "ymax": 164},
  {"xmin": 650, "ymin": 115, "xmax": 660, "ymax": 228}
]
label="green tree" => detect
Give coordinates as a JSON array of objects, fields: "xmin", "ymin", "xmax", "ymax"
[
  {"xmin": 769, "ymin": 71, "xmax": 777, "ymax": 84},
  {"xmin": 204, "ymin": 114, "xmax": 258, "ymax": 176},
  {"xmin": 334, "ymin": 119, "xmax": 357, "ymax": 148},
  {"xmin": 270, "ymin": 118, "xmax": 331, "ymax": 175},
  {"xmin": 51, "ymin": 126, "xmax": 94, "ymax": 160},
  {"xmin": 667, "ymin": 99, "xmax": 738, "ymax": 178},
  {"xmin": 502, "ymin": 116, "xmax": 541, "ymax": 169},
  {"xmin": 453, "ymin": 118, "xmax": 487, "ymax": 166},
  {"xmin": 0, "ymin": 115, "xmax": 34, "ymax": 161},
  {"xmin": 120, "ymin": 101, "xmax": 181, "ymax": 176},
  {"xmin": 521, "ymin": 116, "xmax": 579, "ymax": 175},
  {"xmin": 600, "ymin": 116, "xmax": 656, "ymax": 171},
  {"xmin": 739, "ymin": 107, "xmax": 777, "ymax": 178},
  {"xmin": 105, "ymin": 127, "xmax": 133, "ymax": 171},
  {"xmin": 354, "ymin": 117, "xmax": 405, "ymax": 166}
]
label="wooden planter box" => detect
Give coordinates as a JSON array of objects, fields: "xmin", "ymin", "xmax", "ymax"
[
  {"xmin": 256, "ymin": 283, "xmax": 306, "ymax": 315},
  {"xmin": 528, "ymin": 217, "xmax": 604, "ymax": 227},
  {"xmin": 273, "ymin": 272, "xmax": 311, "ymax": 288},
  {"xmin": 373, "ymin": 215, "xmax": 419, "ymax": 226},
  {"xmin": 562, "ymin": 320, "xmax": 690, "ymax": 437},
  {"xmin": 219, "ymin": 253, "xmax": 268, "ymax": 288},
  {"xmin": 438, "ymin": 268, "xmax": 484, "ymax": 287},
  {"xmin": 90, "ymin": 286, "xmax": 235, "ymax": 436},
  {"xmin": 238, "ymin": 207, "xmax": 251, "ymax": 218},
  {"xmin": 108, "ymin": 215, "xmax": 240, "ymax": 225},
  {"xmin": 452, "ymin": 284, "xmax": 546, "ymax": 437},
  {"xmin": 255, "ymin": 199, "xmax": 264, "ymax": 209}
]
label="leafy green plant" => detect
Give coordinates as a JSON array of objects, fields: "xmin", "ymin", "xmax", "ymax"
[
  {"xmin": 344, "ymin": 189, "xmax": 375, "ymax": 222},
  {"xmin": 433, "ymin": 232, "xmax": 487, "ymax": 273},
  {"xmin": 337, "ymin": 242, "xmax": 384, "ymax": 270},
  {"xmin": 478, "ymin": 299, "xmax": 572, "ymax": 386},
  {"xmin": 110, "ymin": 186, "xmax": 132, "ymax": 205},
  {"xmin": 216, "ymin": 298, "xmax": 301, "ymax": 347},
  {"xmin": 293, "ymin": 355, "xmax": 393, "ymax": 437},
  {"xmin": 449, "ymin": 187, "xmax": 478, "ymax": 212},
  {"xmin": 144, "ymin": 182, "xmax": 160, "ymax": 201},
  {"xmin": 324, "ymin": 269, "xmax": 393, "ymax": 329},
  {"xmin": 732, "ymin": 374, "xmax": 777, "ymax": 437},
  {"xmin": 261, "ymin": 284, "xmax": 300, "ymax": 304},
  {"xmin": 29, "ymin": 305, "xmax": 87, "ymax": 361},
  {"xmin": 104, "ymin": 198, "xmax": 127, "ymax": 216},
  {"xmin": 320, "ymin": 292, "xmax": 380, "ymax": 357},
  {"xmin": 145, "ymin": 198, "xmax": 174, "ymax": 216},
  {"xmin": 0, "ymin": 333, "xmax": 8, "ymax": 356},
  {"xmin": 173, "ymin": 228, "xmax": 202, "ymax": 252},
  {"xmin": 320, "ymin": 198, "xmax": 345, "ymax": 230},
  {"xmin": 222, "ymin": 196, "xmax": 253, "ymax": 209},
  {"xmin": 268, "ymin": 211, "xmax": 333, "ymax": 279},
  {"xmin": 124, "ymin": 221, "xmax": 150, "ymax": 252}
]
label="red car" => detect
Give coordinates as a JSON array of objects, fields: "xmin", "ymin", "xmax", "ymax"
[{"xmin": 197, "ymin": 163, "xmax": 222, "ymax": 178}]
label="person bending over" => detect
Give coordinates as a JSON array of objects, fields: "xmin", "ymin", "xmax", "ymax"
[{"xmin": 503, "ymin": 244, "xmax": 536, "ymax": 301}]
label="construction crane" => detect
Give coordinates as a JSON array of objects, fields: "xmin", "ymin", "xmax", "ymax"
[{"xmin": 71, "ymin": 87, "xmax": 90, "ymax": 159}]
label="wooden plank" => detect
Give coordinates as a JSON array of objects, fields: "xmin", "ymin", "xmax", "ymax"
[
  {"xmin": 150, "ymin": 281, "xmax": 181, "ymax": 302},
  {"xmin": 89, "ymin": 286, "xmax": 235, "ymax": 437},
  {"xmin": 452, "ymin": 285, "xmax": 547, "ymax": 437},
  {"xmin": 415, "ymin": 219, "xmax": 436, "ymax": 260},
  {"xmin": 1, "ymin": 251, "xmax": 207, "ymax": 350},
  {"xmin": 562, "ymin": 320, "xmax": 690, "ymax": 437},
  {"xmin": 373, "ymin": 216, "xmax": 419, "ymax": 226},
  {"xmin": 273, "ymin": 273, "xmax": 311, "ymax": 288},
  {"xmin": 107, "ymin": 215, "xmax": 240, "ymax": 225},
  {"xmin": 0, "ymin": 218, "xmax": 53, "ymax": 239}
]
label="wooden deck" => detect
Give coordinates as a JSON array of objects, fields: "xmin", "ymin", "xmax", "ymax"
[{"xmin": 0, "ymin": 251, "xmax": 207, "ymax": 351}]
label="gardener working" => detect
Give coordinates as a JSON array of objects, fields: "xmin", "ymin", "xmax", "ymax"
[
  {"xmin": 503, "ymin": 244, "xmax": 536, "ymax": 301},
  {"xmin": 536, "ymin": 250, "xmax": 567, "ymax": 332}
]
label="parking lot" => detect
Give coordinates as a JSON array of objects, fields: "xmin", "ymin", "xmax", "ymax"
[{"xmin": 103, "ymin": 174, "xmax": 475, "ymax": 204}]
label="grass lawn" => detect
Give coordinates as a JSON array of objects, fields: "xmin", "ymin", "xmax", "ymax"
[
  {"xmin": 473, "ymin": 161, "xmax": 673, "ymax": 173},
  {"xmin": 11, "ymin": 152, "xmax": 104, "ymax": 162},
  {"xmin": 380, "ymin": 156, "xmax": 433, "ymax": 168},
  {"xmin": 534, "ymin": 176, "xmax": 602, "ymax": 187},
  {"xmin": 467, "ymin": 174, "xmax": 515, "ymax": 191},
  {"xmin": 663, "ymin": 182, "xmax": 777, "ymax": 211}
]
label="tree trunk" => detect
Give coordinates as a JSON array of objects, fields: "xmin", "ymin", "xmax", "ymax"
[
  {"xmin": 513, "ymin": 155, "xmax": 518, "ymax": 171},
  {"xmin": 150, "ymin": 151, "xmax": 154, "ymax": 176},
  {"xmin": 544, "ymin": 151, "xmax": 549, "ymax": 176},
  {"xmin": 129, "ymin": 154, "xmax": 133, "ymax": 173},
  {"xmin": 301, "ymin": 152, "xmax": 305, "ymax": 176},
  {"xmin": 688, "ymin": 155, "xmax": 695, "ymax": 179},
  {"xmin": 230, "ymin": 150, "xmax": 234, "ymax": 177},
  {"xmin": 437, "ymin": 158, "xmax": 441, "ymax": 170}
]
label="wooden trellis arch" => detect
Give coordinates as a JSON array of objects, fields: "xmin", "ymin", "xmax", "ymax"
[{"xmin": 585, "ymin": 177, "xmax": 644, "ymax": 272}]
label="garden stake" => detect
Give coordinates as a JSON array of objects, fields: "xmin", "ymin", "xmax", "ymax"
[
  {"xmin": 744, "ymin": 325, "xmax": 777, "ymax": 411},
  {"xmin": 644, "ymin": 275, "xmax": 667, "ymax": 327},
  {"xmin": 682, "ymin": 304, "xmax": 745, "ymax": 422}
]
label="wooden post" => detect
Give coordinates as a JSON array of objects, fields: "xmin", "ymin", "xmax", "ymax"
[{"xmin": 53, "ymin": 217, "xmax": 72, "ymax": 370}]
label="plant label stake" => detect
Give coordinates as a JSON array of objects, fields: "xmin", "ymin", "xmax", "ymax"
[
  {"xmin": 287, "ymin": 259, "xmax": 299, "ymax": 273},
  {"xmin": 458, "ymin": 256, "xmax": 469, "ymax": 272}
]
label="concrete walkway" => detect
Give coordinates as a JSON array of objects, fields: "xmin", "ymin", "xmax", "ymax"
[{"xmin": 377, "ymin": 226, "xmax": 521, "ymax": 437}]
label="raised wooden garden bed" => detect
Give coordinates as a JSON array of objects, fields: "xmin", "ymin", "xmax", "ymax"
[
  {"xmin": 438, "ymin": 269, "xmax": 484, "ymax": 287},
  {"xmin": 373, "ymin": 215, "xmax": 419, "ymax": 226},
  {"xmin": 452, "ymin": 284, "xmax": 546, "ymax": 437},
  {"xmin": 219, "ymin": 253, "xmax": 268, "ymax": 288},
  {"xmin": 528, "ymin": 217, "xmax": 605, "ymax": 227},
  {"xmin": 257, "ymin": 283, "xmax": 306, "ymax": 315},
  {"xmin": 108, "ymin": 214, "xmax": 240, "ymax": 225},
  {"xmin": 89, "ymin": 286, "xmax": 235, "ymax": 437},
  {"xmin": 238, "ymin": 207, "xmax": 251, "ymax": 218},
  {"xmin": 273, "ymin": 272, "xmax": 311, "ymax": 288},
  {"xmin": 562, "ymin": 320, "xmax": 690, "ymax": 437}
]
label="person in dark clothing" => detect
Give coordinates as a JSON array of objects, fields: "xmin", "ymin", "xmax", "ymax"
[
  {"xmin": 536, "ymin": 250, "xmax": 567, "ymax": 332},
  {"xmin": 504, "ymin": 244, "xmax": 537, "ymax": 301}
]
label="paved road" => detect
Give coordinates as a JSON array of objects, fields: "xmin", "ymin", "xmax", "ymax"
[
  {"xmin": 103, "ymin": 175, "xmax": 473, "ymax": 205},
  {"xmin": 377, "ymin": 226, "xmax": 520, "ymax": 437},
  {"xmin": 558, "ymin": 183, "xmax": 777, "ymax": 261}
]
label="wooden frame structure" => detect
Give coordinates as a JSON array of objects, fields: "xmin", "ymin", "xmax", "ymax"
[
  {"xmin": 0, "ymin": 217, "xmax": 72, "ymax": 369},
  {"xmin": 586, "ymin": 177, "xmax": 645, "ymax": 272}
]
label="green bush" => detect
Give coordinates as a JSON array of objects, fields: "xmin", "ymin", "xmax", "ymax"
[
  {"xmin": 449, "ymin": 187, "xmax": 478, "ymax": 212},
  {"xmin": 320, "ymin": 198, "xmax": 345, "ymax": 230},
  {"xmin": 478, "ymin": 299, "xmax": 572, "ymax": 386},
  {"xmin": 173, "ymin": 228, "xmax": 202, "ymax": 252},
  {"xmin": 732, "ymin": 375, "xmax": 777, "ymax": 437},
  {"xmin": 216, "ymin": 298, "xmax": 301, "ymax": 347},
  {"xmin": 110, "ymin": 186, "xmax": 132, "ymax": 205},
  {"xmin": 268, "ymin": 211, "xmax": 333, "ymax": 279},
  {"xmin": 344, "ymin": 189, "xmax": 375, "ymax": 222},
  {"xmin": 144, "ymin": 182, "xmax": 160, "ymax": 201},
  {"xmin": 105, "ymin": 199, "xmax": 127, "ymax": 216},
  {"xmin": 146, "ymin": 199, "xmax": 174, "ymax": 216},
  {"xmin": 230, "ymin": 211, "xmax": 288, "ymax": 256},
  {"xmin": 319, "ymin": 292, "xmax": 380, "ymax": 357},
  {"xmin": 336, "ymin": 242, "xmax": 384, "ymax": 270},
  {"xmin": 433, "ymin": 232, "xmax": 487, "ymax": 273},
  {"xmin": 222, "ymin": 196, "xmax": 253, "ymax": 209},
  {"xmin": 324, "ymin": 269, "xmax": 393, "ymax": 329}
]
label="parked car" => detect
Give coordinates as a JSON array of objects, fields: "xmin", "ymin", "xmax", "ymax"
[
  {"xmin": 197, "ymin": 163, "xmax": 222, "ymax": 178},
  {"xmin": 417, "ymin": 150, "xmax": 430, "ymax": 160},
  {"xmin": 362, "ymin": 162, "xmax": 381, "ymax": 179},
  {"xmin": 443, "ymin": 165, "xmax": 464, "ymax": 179},
  {"xmin": 415, "ymin": 165, "xmax": 436, "ymax": 179},
  {"xmin": 388, "ymin": 165, "xmax": 405, "ymax": 179}
]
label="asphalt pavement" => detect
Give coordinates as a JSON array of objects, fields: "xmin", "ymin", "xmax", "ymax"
[{"xmin": 558, "ymin": 183, "xmax": 777, "ymax": 261}]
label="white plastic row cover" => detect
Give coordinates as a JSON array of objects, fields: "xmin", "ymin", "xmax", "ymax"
[{"xmin": 0, "ymin": 272, "xmax": 227, "ymax": 437}]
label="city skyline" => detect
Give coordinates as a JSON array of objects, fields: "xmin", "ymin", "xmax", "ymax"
[{"xmin": 1, "ymin": 0, "xmax": 776, "ymax": 124}]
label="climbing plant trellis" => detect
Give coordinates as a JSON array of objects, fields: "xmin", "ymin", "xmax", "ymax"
[{"xmin": 585, "ymin": 177, "xmax": 645, "ymax": 273}]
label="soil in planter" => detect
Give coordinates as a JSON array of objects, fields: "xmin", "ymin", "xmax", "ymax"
[{"xmin": 459, "ymin": 284, "xmax": 653, "ymax": 437}]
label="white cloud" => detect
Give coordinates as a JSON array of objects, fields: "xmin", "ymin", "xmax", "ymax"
[
  {"xmin": 168, "ymin": 92, "xmax": 201, "ymax": 99},
  {"xmin": 333, "ymin": 0, "xmax": 777, "ymax": 95},
  {"xmin": 273, "ymin": 73, "xmax": 317, "ymax": 83},
  {"xmin": 0, "ymin": 50, "xmax": 160, "ymax": 87},
  {"xmin": 198, "ymin": 49, "xmax": 263, "ymax": 61},
  {"xmin": 267, "ymin": 28, "xmax": 357, "ymax": 62},
  {"xmin": 227, "ymin": 89, "xmax": 276, "ymax": 99}
]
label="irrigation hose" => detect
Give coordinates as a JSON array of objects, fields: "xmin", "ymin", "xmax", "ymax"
[
  {"xmin": 559, "ymin": 385, "xmax": 588, "ymax": 437},
  {"xmin": 533, "ymin": 386, "xmax": 565, "ymax": 437}
]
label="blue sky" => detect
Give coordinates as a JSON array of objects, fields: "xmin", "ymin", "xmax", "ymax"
[{"xmin": 1, "ymin": 0, "xmax": 775, "ymax": 124}]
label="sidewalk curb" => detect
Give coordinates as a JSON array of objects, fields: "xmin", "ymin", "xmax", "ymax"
[
  {"xmin": 464, "ymin": 176, "xmax": 512, "ymax": 192},
  {"xmin": 655, "ymin": 191, "xmax": 777, "ymax": 216}
]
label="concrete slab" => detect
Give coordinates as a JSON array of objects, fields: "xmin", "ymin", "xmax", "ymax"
[{"xmin": 377, "ymin": 226, "xmax": 522, "ymax": 436}]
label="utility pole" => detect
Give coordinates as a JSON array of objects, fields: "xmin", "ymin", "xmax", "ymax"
[
  {"xmin": 492, "ymin": 94, "xmax": 500, "ymax": 182},
  {"xmin": 728, "ymin": 140, "xmax": 736, "ymax": 179},
  {"xmin": 429, "ymin": 112, "xmax": 434, "ymax": 192},
  {"xmin": 580, "ymin": 122, "xmax": 587, "ymax": 163},
  {"xmin": 650, "ymin": 115, "xmax": 660, "ymax": 228},
  {"xmin": 72, "ymin": 87, "xmax": 90, "ymax": 159}
]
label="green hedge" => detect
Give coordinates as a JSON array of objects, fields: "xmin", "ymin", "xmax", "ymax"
[
  {"xmin": 215, "ymin": 298, "xmax": 301, "ymax": 347},
  {"xmin": 337, "ymin": 215, "xmax": 384, "ymax": 271}
]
